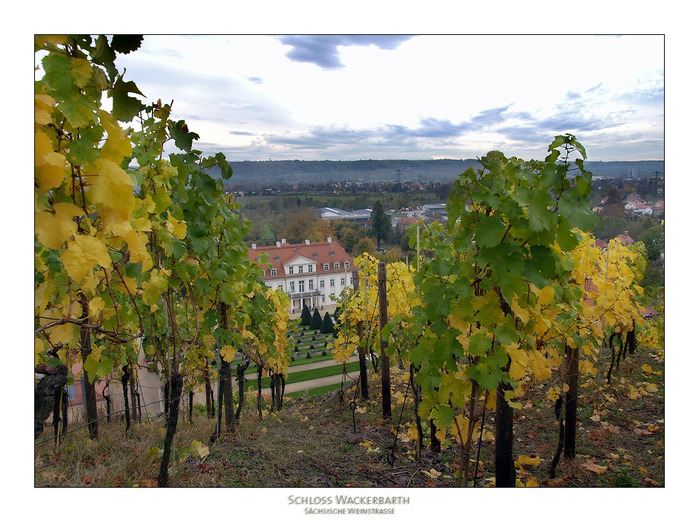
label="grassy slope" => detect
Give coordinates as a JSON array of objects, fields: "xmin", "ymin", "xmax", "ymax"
[{"xmin": 35, "ymin": 337, "xmax": 663, "ymax": 488}]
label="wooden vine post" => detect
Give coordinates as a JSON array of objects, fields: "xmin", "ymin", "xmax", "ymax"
[
  {"xmin": 377, "ymin": 262, "xmax": 391, "ymax": 419},
  {"xmin": 564, "ymin": 344, "xmax": 579, "ymax": 459},
  {"xmin": 352, "ymin": 270, "xmax": 370, "ymax": 399},
  {"xmin": 79, "ymin": 299, "xmax": 99, "ymax": 440}
]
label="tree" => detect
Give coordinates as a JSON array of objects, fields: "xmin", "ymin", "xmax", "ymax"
[
  {"xmin": 283, "ymin": 209, "xmax": 315, "ymax": 243},
  {"xmin": 639, "ymin": 223, "xmax": 664, "ymax": 262},
  {"xmin": 337, "ymin": 225, "xmax": 359, "ymax": 252},
  {"xmin": 310, "ymin": 308, "xmax": 322, "ymax": 330},
  {"xmin": 310, "ymin": 219, "xmax": 334, "ymax": 243},
  {"xmin": 300, "ymin": 304, "xmax": 312, "ymax": 326},
  {"xmin": 356, "ymin": 237, "xmax": 378, "ymax": 256},
  {"xmin": 371, "ymin": 200, "xmax": 391, "ymax": 250},
  {"xmin": 320, "ymin": 312, "xmax": 334, "ymax": 334}
]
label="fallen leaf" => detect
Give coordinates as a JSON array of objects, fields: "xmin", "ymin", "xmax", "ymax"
[
  {"xmin": 602, "ymin": 422, "xmax": 620, "ymax": 434},
  {"xmin": 583, "ymin": 460, "xmax": 608, "ymax": 474},
  {"xmin": 517, "ymin": 455, "xmax": 542, "ymax": 467},
  {"xmin": 422, "ymin": 468, "xmax": 442, "ymax": 479}
]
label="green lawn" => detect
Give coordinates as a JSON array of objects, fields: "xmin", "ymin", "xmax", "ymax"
[{"xmin": 251, "ymin": 361, "xmax": 360, "ymax": 390}]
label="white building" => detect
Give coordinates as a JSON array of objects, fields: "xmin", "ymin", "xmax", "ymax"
[{"xmin": 248, "ymin": 238, "xmax": 356, "ymax": 313}]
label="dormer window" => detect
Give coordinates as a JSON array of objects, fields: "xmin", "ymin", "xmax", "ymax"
[
  {"xmin": 312, "ymin": 252, "xmax": 318, "ymax": 258},
  {"xmin": 329, "ymin": 250, "xmax": 335, "ymax": 256},
  {"xmin": 271, "ymin": 269, "xmax": 277, "ymax": 276},
  {"xmin": 344, "ymin": 262, "xmax": 350, "ymax": 269},
  {"xmin": 274, "ymin": 255, "xmax": 280, "ymax": 261},
  {"xmin": 323, "ymin": 263, "xmax": 329, "ymax": 271},
  {"xmin": 334, "ymin": 262, "xmax": 340, "ymax": 270}
]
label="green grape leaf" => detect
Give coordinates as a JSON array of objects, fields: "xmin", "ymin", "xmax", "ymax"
[
  {"xmin": 432, "ymin": 404, "xmax": 455, "ymax": 430},
  {"xmin": 475, "ymin": 214, "xmax": 506, "ymax": 248},
  {"xmin": 528, "ymin": 195, "xmax": 555, "ymax": 232},
  {"xmin": 216, "ymin": 152, "xmax": 233, "ymax": 180},
  {"xmin": 111, "ymin": 35, "xmax": 143, "ymax": 55},
  {"xmin": 169, "ymin": 120, "xmax": 200, "ymax": 152},
  {"xmin": 112, "ymin": 77, "xmax": 144, "ymax": 122}
]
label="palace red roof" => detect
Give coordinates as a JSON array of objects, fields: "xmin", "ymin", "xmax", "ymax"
[{"xmin": 248, "ymin": 240, "xmax": 356, "ymax": 280}]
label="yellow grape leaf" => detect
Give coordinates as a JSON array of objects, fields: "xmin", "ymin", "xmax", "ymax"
[
  {"xmin": 83, "ymin": 271, "xmax": 101, "ymax": 294},
  {"xmin": 115, "ymin": 276, "xmax": 137, "ymax": 296},
  {"xmin": 101, "ymin": 206, "xmax": 133, "ymax": 238},
  {"xmin": 89, "ymin": 159, "xmax": 135, "ymax": 211},
  {"xmin": 485, "ymin": 390, "xmax": 497, "ymax": 410},
  {"xmin": 35, "ymin": 94, "xmax": 56, "ymax": 125},
  {"xmin": 645, "ymin": 383, "xmax": 659, "ymax": 393},
  {"xmin": 88, "ymin": 296, "xmax": 105, "ymax": 321},
  {"xmin": 36, "ymin": 35, "xmax": 68, "ymax": 47},
  {"xmin": 48, "ymin": 322, "xmax": 76, "ymax": 346},
  {"xmin": 61, "ymin": 234, "xmax": 112, "ymax": 282},
  {"xmin": 506, "ymin": 346, "xmax": 529, "ymax": 381},
  {"xmin": 35, "ymin": 337, "xmax": 47, "ymax": 363},
  {"xmin": 579, "ymin": 359, "xmax": 597, "ymax": 376},
  {"xmin": 189, "ymin": 440, "xmax": 210, "ymax": 459},
  {"xmin": 525, "ymin": 477, "xmax": 539, "ymax": 487},
  {"xmin": 220, "ymin": 344, "xmax": 236, "ymax": 363},
  {"xmin": 627, "ymin": 385, "xmax": 641, "ymax": 400},
  {"xmin": 35, "ymin": 129, "xmax": 67, "ymax": 191},
  {"xmin": 70, "ymin": 57, "xmax": 93, "ymax": 88},
  {"xmin": 37, "ymin": 152, "xmax": 67, "ymax": 191},
  {"xmin": 167, "ymin": 212, "xmax": 187, "ymax": 240},
  {"xmin": 546, "ymin": 387, "xmax": 561, "ymax": 402},
  {"xmin": 35, "ymin": 130, "xmax": 54, "ymax": 164},
  {"xmin": 539, "ymin": 286, "xmax": 555, "ymax": 306},
  {"xmin": 517, "ymin": 455, "xmax": 542, "ymax": 467},
  {"xmin": 529, "ymin": 350, "xmax": 552, "ymax": 380},
  {"xmin": 124, "ymin": 230, "xmax": 152, "ymax": 271},
  {"xmin": 510, "ymin": 299, "xmax": 530, "ymax": 324},
  {"xmin": 34, "ymin": 283, "xmax": 51, "ymax": 316},
  {"xmin": 35, "ymin": 202, "xmax": 83, "ymax": 250},
  {"xmin": 99, "ymin": 110, "xmax": 132, "ymax": 162},
  {"xmin": 142, "ymin": 269, "xmax": 170, "ymax": 305}
]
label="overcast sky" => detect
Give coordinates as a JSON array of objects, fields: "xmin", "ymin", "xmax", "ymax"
[{"xmin": 114, "ymin": 34, "xmax": 663, "ymax": 162}]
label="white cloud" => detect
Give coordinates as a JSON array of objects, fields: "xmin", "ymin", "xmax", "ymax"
[{"xmin": 115, "ymin": 34, "xmax": 664, "ymax": 161}]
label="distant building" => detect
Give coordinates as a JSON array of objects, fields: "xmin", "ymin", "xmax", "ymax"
[
  {"xmin": 249, "ymin": 238, "xmax": 355, "ymax": 313},
  {"xmin": 615, "ymin": 233, "xmax": 635, "ymax": 246},
  {"xmin": 316, "ymin": 207, "xmax": 373, "ymax": 225},
  {"xmin": 422, "ymin": 203, "xmax": 447, "ymax": 217}
]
